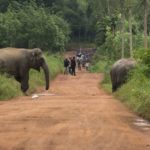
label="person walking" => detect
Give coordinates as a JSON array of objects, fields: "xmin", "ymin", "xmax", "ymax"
[
  {"xmin": 77, "ymin": 56, "xmax": 81, "ymax": 70},
  {"xmin": 68, "ymin": 57, "xmax": 72, "ymax": 75},
  {"xmin": 64, "ymin": 58, "xmax": 69, "ymax": 74},
  {"xmin": 71, "ymin": 56, "xmax": 76, "ymax": 76},
  {"xmin": 85, "ymin": 61, "xmax": 90, "ymax": 71}
]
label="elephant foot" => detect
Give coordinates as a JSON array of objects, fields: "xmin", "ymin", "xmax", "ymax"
[
  {"xmin": 112, "ymin": 86, "xmax": 117, "ymax": 92},
  {"xmin": 23, "ymin": 91, "xmax": 30, "ymax": 96}
]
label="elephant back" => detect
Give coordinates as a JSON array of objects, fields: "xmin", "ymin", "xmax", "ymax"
[
  {"xmin": 0, "ymin": 48, "xmax": 27, "ymax": 59},
  {"xmin": 112, "ymin": 59, "xmax": 136, "ymax": 69}
]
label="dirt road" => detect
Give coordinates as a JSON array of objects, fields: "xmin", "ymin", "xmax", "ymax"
[{"xmin": 0, "ymin": 71, "xmax": 149, "ymax": 150}]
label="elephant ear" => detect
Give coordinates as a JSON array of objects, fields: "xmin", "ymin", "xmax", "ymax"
[
  {"xmin": 32, "ymin": 48, "xmax": 42, "ymax": 57},
  {"xmin": 31, "ymin": 48, "xmax": 43, "ymax": 63}
]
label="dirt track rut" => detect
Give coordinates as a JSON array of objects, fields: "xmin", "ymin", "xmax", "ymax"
[{"xmin": 0, "ymin": 71, "xmax": 149, "ymax": 150}]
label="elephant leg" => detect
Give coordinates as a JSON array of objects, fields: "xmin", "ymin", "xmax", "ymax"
[
  {"xmin": 21, "ymin": 73, "xmax": 29, "ymax": 93},
  {"xmin": 113, "ymin": 82, "xmax": 122, "ymax": 92},
  {"xmin": 15, "ymin": 76, "xmax": 21, "ymax": 83},
  {"xmin": 112, "ymin": 84, "xmax": 117, "ymax": 92}
]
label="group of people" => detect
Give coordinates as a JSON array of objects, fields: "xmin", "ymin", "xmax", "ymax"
[
  {"xmin": 76, "ymin": 52, "xmax": 90, "ymax": 71},
  {"xmin": 64, "ymin": 57, "xmax": 76, "ymax": 76},
  {"xmin": 64, "ymin": 55, "xmax": 90, "ymax": 76}
]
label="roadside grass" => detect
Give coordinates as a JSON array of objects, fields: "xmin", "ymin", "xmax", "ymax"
[
  {"xmin": 0, "ymin": 75, "xmax": 22, "ymax": 100},
  {"xmin": 101, "ymin": 72, "xmax": 112, "ymax": 93},
  {"xmin": 89, "ymin": 60, "xmax": 111, "ymax": 73},
  {"xmin": 100, "ymin": 64, "xmax": 150, "ymax": 120},
  {"xmin": 89, "ymin": 60, "xmax": 112, "ymax": 93},
  {"xmin": 0, "ymin": 53, "xmax": 63, "ymax": 100},
  {"xmin": 90, "ymin": 58, "xmax": 150, "ymax": 120},
  {"xmin": 114, "ymin": 70, "xmax": 150, "ymax": 120}
]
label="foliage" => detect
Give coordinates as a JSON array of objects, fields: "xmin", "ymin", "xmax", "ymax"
[
  {"xmin": 89, "ymin": 56, "xmax": 112, "ymax": 72},
  {"xmin": 0, "ymin": 2, "xmax": 70, "ymax": 51},
  {"xmin": 95, "ymin": 14, "xmax": 120, "ymax": 46},
  {"xmin": 0, "ymin": 0, "xmax": 150, "ymax": 120},
  {"xmin": 0, "ymin": 53, "xmax": 63, "ymax": 100},
  {"xmin": 134, "ymin": 48, "xmax": 150, "ymax": 76},
  {"xmin": 89, "ymin": 57, "xmax": 113, "ymax": 93},
  {"xmin": 95, "ymin": 30, "xmax": 130, "ymax": 60},
  {"xmin": 98, "ymin": 61, "xmax": 150, "ymax": 120},
  {"xmin": 115, "ymin": 66, "xmax": 150, "ymax": 120},
  {"xmin": 0, "ymin": 75, "xmax": 22, "ymax": 100},
  {"xmin": 1, "ymin": 0, "xmax": 150, "ymax": 49},
  {"xmin": 0, "ymin": 0, "xmax": 95, "ymax": 47}
]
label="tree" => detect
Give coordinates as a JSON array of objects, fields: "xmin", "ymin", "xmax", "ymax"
[
  {"xmin": 143, "ymin": 0, "xmax": 148, "ymax": 48},
  {"xmin": 0, "ymin": 2, "xmax": 70, "ymax": 51},
  {"xmin": 136, "ymin": 0, "xmax": 150, "ymax": 49},
  {"xmin": 120, "ymin": 0, "xmax": 125, "ymax": 58},
  {"xmin": 125, "ymin": 0, "xmax": 137, "ymax": 58},
  {"xmin": 0, "ymin": 0, "xmax": 9, "ymax": 12}
]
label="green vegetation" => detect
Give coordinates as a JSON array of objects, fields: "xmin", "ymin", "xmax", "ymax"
[
  {"xmin": 0, "ymin": 75, "xmax": 22, "ymax": 100},
  {"xmin": 94, "ymin": 49, "xmax": 150, "ymax": 120},
  {"xmin": 89, "ymin": 60, "xmax": 110, "ymax": 73},
  {"xmin": 0, "ymin": 2, "xmax": 70, "ymax": 51},
  {"xmin": 0, "ymin": 0, "xmax": 96, "ymax": 50},
  {"xmin": 88, "ymin": 0, "xmax": 150, "ymax": 120},
  {"xmin": 0, "ymin": 54, "xmax": 63, "ymax": 100},
  {"xmin": 0, "ymin": 0, "xmax": 150, "ymax": 119},
  {"xmin": 115, "ymin": 70, "xmax": 150, "ymax": 120},
  {"xmin": 0, "ymin": 0, "xmax": 95, "ymax": 100},
  {"xmin": 90, "ymin": 58, "xmax": 150, "ymax": 120},
  {"xmin": 114, "ymin": 49, "xmax": 150, "ymax": 120},
  {"xmin": 89, "ymin": 59, "xmax": 113, "ymax": 93}
]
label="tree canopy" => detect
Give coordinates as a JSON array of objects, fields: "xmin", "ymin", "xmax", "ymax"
[{"xmin": 0, "ymin": 0, "xmax": 150, "ymax": 54}]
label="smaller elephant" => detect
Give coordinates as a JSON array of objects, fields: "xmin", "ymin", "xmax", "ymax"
[
  {"xmin": 110, "ymin": 58, "xmax": 136, "ymax": 92},
  {"xmin": 0, "ymin": 48, "xmax": 50, "ymax": 93}
]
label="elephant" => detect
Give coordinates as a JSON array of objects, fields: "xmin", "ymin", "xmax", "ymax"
[
  {"xmin": 0, "ymin": 48, "xmax": 49, "ymax": 93},
  {"xmin": 110, "ymin": 58, "xmax": 136, "ymax": 92}
]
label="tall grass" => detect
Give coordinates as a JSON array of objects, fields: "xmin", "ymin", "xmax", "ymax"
[
  {"xmin": 0, "ymin": 53, "xmax": 63, "ymax": 100},
  {"xmin": 89, "ymin": 60, "xmax": 112, "ymax": 93},
  {"xmin": 90, "ymin": 55, "xmax": 150, "ymax": 120},
  {"xmin": 0, "ymin": 75, "xmax": 22, "ymax": 99},
  {"xmin": 89, "ymin": 60, "xmax": 112, "ymax": 73},
  {"xmin": 100, "ymin": 64, "xmax": 150, "ymax": 120},
  {"xmin": 115, "ymin": 68, "xmax": 150, "ymax": 120}
]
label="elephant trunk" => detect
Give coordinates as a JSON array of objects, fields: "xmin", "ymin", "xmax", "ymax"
[{"xmin": 41, "ymin": 61, "xmax": 50, "ymax": 90}]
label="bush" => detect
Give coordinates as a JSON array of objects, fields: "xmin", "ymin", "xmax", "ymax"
[
  {"xmin": 134, "ymin": 48, "xmax": 150, "ymax": 77},
  {"xmin": 89, "ymin": 61, "xmax": 108, "ymax": 73},
  {"xmin": 96, "ymin": 59, "xmax": 150, "ymax": 120},
  {"xmin": 0, "ymin": 3, "xmax": 70, "ymax": 51},
  {"xmin": 0, "ymin": 75, "xmax": 22, "ymax": 99},
  {"xmin": 115, "ymin": 67, "xmax": 150, "ymax": 120},
  {"xmin": 90, "ymin": 58, "xmax": 113, "ymax": 93},
  {"xmin": 95, "ymin": 29, "xmax": 130, "ymax": 60}
]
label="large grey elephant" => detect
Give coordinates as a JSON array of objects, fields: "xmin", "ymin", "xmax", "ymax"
[
  {"xmin": 0, "ymin": 48, "xmax": 49, "ymax": 93},
  {"xmin": 110, "ymin": 58, "xmax": 136, "ymax": 92}
]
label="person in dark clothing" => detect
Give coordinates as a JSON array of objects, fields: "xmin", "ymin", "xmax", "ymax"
[
  {"xmin": 64, "ymin": 58, "xmax": 69, "ymax": 74},
  {"xmin": 68, "ymin": 57, "xmax": 72, "ymax": 74},
  {"xmin": 77, "ymin": 57, "xmax": 81, "ymax": 70},
  {"xmin": 71, "ymin": 56, "xmax": 76, "ymax": 76}
]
